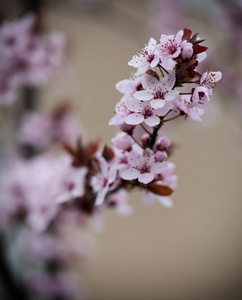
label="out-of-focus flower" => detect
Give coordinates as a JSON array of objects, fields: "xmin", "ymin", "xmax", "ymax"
[{"xmin": 0, "ymin": 15, "xmax": 65, "ymax": 105}]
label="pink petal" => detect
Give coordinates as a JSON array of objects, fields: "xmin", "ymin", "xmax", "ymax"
[
  {"xmin": 175, "ymin": 30, "xmax": 183, "ymax": 45},
  {"xmin": 144, "ymin": 116, "xmax": 160, "ymax": 127},
  {"xmin": 200, "ymin": 71, "xmax": 208, "ymax": 84},
  {"xmin": 209, "ymin": 71, "xmax": 222, "ymax": 83},
  {"xmin": 125, "ymin": 97, "xmax": 143, "ymax": 112},
  {"xmin": 148, "ymin": 37, "xmax": 157, "ymax": 48},
  {"xmin": 155, "ymin": 102, "xmax": 173, "ymax": 116},
  {"xmin": 150, "ymin": 99, "xmax": 165, "ymax": 109},
  {"xmin": 165, "ymin": 90, "xmax": 179, "ymax": 101},
  {"xmin": 157, "ymin": 196, "xmax": 173, "ymax": 208},
  {"xmin": 115, "ymin": 79, "xmax": 133, "ymax": 94},
  {"xmin": 150, "ymin": 54, "xmax": 160, "ymax": 68},
  {"xmin": 95, "ymin": 187, "xmax": 108, "ymax": 205},
  {"xmin": 142, "ymin": 74, "xmax": 158, "ymax": 90},
  {"xmin": 133, "ymin": 90, "xmax": 153, "ymax": 101},
  {"xmin": 125, "ymin": 113, "xmax": 144, "ymax": 125},
  {"xmin": 138, "ymin": 172, "xmax": 154, "ymax": 184},
  {"xmin": 150, "ymin": 161, "xmax": 169, "ymax": 174},
  {"xmin": 121, "ymin": 168, "xmax": 140, "ymax": 180},
  {"xmin": 143, "ymin": 191, "xmax": 156, "ymax": 206},
  {"xmin": 160, "ymin": 72, "xmax": 176, "ymax": 91}
]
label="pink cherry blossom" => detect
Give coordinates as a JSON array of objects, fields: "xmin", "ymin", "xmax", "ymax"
[
  {"xmin": 125, "ymin": 96, "xmax": 173, "ymax": 126},
  {"xmin": 120, "ymin": 145, "xmax": 169, "ymax": 184},
  {"xmin": 156, "ymin": 30, "xmax": 183, "ymax": 59},
  {"xmin": 55, "ymin": 156, "xmax": 87, "ymax": 204},
  {"xmin": 91, "ymin": 157, "xmax": 118, "ymax": 205},
  {"xmin": 18, "ymin": 112, "xmax": 54, "ymax": 148},
  {"xmin": 128, "ymin": 37, "xmax": 160, "ymax": 75},
  {"xmin": 175, "ymin": 95, "xmax": 204, "ymax": 121},
  {"xmin": 192, "ymin": 86, "xmax": 211, "ymax": 104},
  {"xmin": 200, "ymin": 71, "xmax": 222, "ymax": 88},
  {"xmin": 133, "ymin": 73, "xmax": 178, "ymax": 109},
  {"xmin": 0, "ymin": 15, "xmax": 65, "ymax": 105},
  {"xmin": 0, "ymin": 154, "xmax": 87, "ymax": 232}
]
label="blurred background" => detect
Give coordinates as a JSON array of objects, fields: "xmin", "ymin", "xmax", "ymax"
[{"xmin": 1, "ymin": 0, "xmax": 242, "ymax": 299}]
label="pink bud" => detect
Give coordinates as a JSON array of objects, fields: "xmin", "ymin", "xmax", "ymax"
[{"xmin": 155, "ymin": 151, "xmax": 167, "ymax": 162}]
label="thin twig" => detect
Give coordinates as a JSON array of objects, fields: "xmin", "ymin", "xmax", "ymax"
[
  {"xmin": 163, "ymin": 113, "xmax": 182, "ymax": 122},
  {"xmin": 131, "ymin": 134, "xmax": 145, "ymax": 149},
  {"xmin": 140, "ymin": 123, "xmax": 151, "ymax": 135}
]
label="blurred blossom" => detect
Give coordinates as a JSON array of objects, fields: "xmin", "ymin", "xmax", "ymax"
[
  {"xmin": 0, "ymin": 154, "xmax": 87, "ymax": 232},
  {"xmin": 18, "ymin": 107, "xmax": 82, "ymax": 149},
  {"xmin": 25, "ymin": 271, "xmax": 78, "ymax": 298},
  {"xmin": 0, "ymin": 14, "xmax": 65, "ymax": 105}
]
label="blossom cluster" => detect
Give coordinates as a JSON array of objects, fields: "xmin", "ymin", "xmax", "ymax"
[
  {"xmin": 18, "ymin": 104, "xmax": 81, "ymax": 150},
  {"xmin": 0, "ymin": 27, "xmax": 221, "ymax": 300},
  {"xmin": 0, "ymin": 15, "xmax": 65, "ymax": 105}
]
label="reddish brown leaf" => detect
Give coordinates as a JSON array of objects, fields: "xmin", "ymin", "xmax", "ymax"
[
  {"xmin": 193, "ymin": 45, "xmax": 208, "ymax": 56},
  {"xmin": 86, "ymin": 141, "xmax": 99, "ymax": 157},
  {"xmin": 182, "ymin": 28, "xmax": 192, "ymax": 41},
  {"xmin": 146, "ymin": 183, "xmax": 173, "ymax": 196},
  {"xmin": 146, "ymin": 69, "xmax": 159, "ymax": 81},
  {"xmin": 102, "ymin": 145, "xmax": 115, "ymax": 162}
]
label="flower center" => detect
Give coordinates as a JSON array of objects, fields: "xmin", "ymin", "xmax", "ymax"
[
  {"xmin": 143, "ymin": 106, "xmax": 153, "ymax": 118},
  {"xmin": 154, "ymin": 89, "xmax": 164, "ymax": 99},
  {"xmin": 140, "ymin": 164, "xmax": 150, "ymax": 173},
  {"xmin": 168, "ymin": 45, "xmax": 177, "ymax": 54},
  {"xmin": 198, "ymin": 92, "xmax": 205, "ymax": 100},
  {"xmin": 147, "ymin": 54, "xmax": 155, "ymax": 63}
]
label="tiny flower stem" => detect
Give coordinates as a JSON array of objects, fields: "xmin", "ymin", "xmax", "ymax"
[
  {"xmin": 184, "ymin": 80, "xmax": 199, "ymax": 84},
  {"xmin": 140, "ymin": 123, "xmax": 152, "ymax": 135},
  {"xmin": 158, "ymin": 65, "xmax": 164, "ymax": 77},
  {"xmin": 159, "ymin": 64, "xmax": 169, "ymax": 75},
  {"xmin": 179, "ymin": 92, "xmax": 192, "ymax": 95},
  {"xmin": 163, "ymin": 113, "xmax": 182, "ymax": 122},
  {"xmin": 131, "ymin": 134, "xmax": 145, "ymax": 149}
]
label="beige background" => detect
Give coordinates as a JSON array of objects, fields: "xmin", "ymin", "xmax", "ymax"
[{"xmin": 41, "ymin": 1, "xmax": 242, "ymax": 299}]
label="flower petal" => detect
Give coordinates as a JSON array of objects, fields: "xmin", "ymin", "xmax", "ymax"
[
  {"xmin": 133, "ymin": 90, "xmax": 153, "ymax": 100},
  {"xmin": 144, "ymin": 115, "xmax": 160, "ymax": 127},
  {"xmin": 150, "ymin": 161, "xmax": 169, "ymax": 174},
  {"xmin": 150, "ymin": 99, "xmax": 165, "ymax": 109},
  {"xmin": 165, "ymin": 90, "xmax": 179, "ymax": 101},
  {"xmin": 125, "ymin": 113, "xmax": 144, "ymax": 125},
  {"xmin": 160, "ymin": 72, "xmax": 176, "ymax": 91},
  {"xmin": 142, "ymin": 74, "xmax": 158, "ymax": 90},
  {"xmin": 125, "ymin": 97, "xmax": 143, "ymax": 112},
  {"xmin": 138, "ymin": 172, "xmax": 154, "ymax": 184},
  {"xmin": 155, "ymin": 102, "xmax": 173, "ymax": 116},
  {"xmin": 157, "ymin": 196, "xmax": 173, "ymax": 208},
  {"xmin": 121, "ymin": 168, "xmax": 140, "ymax": 180}
]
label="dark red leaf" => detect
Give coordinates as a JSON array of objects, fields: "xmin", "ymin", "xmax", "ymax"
[
  {"xmin": 182, "ymin": 28, "xmax": 192, "ymax": 41},
  {"xmin": 146, "ymin": 183, "xmax": 173, "ymax": 196},
  {"xmin": 146, "ymin": 69, "xmax": 160, "ymax": 81},
  {"xmin": 193, "ymin": 45, "xmax": 208, "ymax": 56},
  {"xmin": 102, "ymin": 145, "xmax": 115, "ymax": 162}
]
